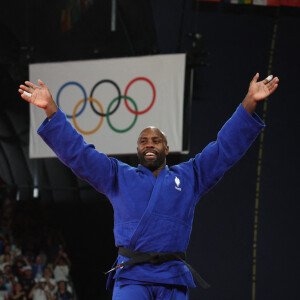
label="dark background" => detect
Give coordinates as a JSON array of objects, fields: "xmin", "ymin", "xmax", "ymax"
[{"xmin": 0, "ymin": 0, "xmax": 299, "ymax": 299}]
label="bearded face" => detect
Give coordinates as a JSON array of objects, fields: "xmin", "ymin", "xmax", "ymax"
[
  {"xmin": 137, "ymin": 145, "xmax": 167, "ymax": 171},
  {"xmin": 137, "ymin": 127, "xmax": 169, "ymax": 172}
]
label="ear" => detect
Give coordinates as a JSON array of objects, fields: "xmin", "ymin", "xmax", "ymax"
[{"xmin": 165, "ymin": 145, "xmax": 169, "ymax": 155}]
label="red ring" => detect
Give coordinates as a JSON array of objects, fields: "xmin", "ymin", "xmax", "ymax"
[{"xmin": 124, "ymin": 77, "xmax": 156, "ymax": 115}]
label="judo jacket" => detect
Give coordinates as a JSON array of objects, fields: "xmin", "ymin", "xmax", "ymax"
[{"xmin": 37, "ymin": 104, "xmax": 265, "ymax": 288}]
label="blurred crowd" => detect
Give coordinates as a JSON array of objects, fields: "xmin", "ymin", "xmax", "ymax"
[{"xmin": 0, "ymin": 184, "xmax": 75, "ymax": 300}]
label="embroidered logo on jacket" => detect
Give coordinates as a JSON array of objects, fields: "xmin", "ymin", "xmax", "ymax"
[{"xmin": 175, "ymin": 176, "xmax": 181, "ymax": 191}]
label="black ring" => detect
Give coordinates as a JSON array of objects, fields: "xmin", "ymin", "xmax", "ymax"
[{"xmin": 89, "ymin": 80, "xmax": 121, "ymax": 117}]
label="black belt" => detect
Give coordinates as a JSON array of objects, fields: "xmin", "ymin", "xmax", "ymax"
[{"xmin": 105, "ymin": 247, "xmax": 210, "ymax": 289}]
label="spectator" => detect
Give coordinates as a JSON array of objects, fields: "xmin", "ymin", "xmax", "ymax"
[
  {"xmin": 19, "ymin": 266, "xmax": 34, "ymax": 299},
  {"xmin": 28, "ymin": 278, "xmax": 51, "ymax": 300},
  {"xmin": 10, "ymin": 245, "xmax": 22, "ymax": 262},
  {"xmin": 0, "ymin": 255, "xmax": 12, "ymax": 272},
  {"xmin": 11, "ymin": 257, "xmax": 24, "ymax": 281},
  {"xmin": 0, "ymin": 245, "xmax": 11, "ymax": 265},
  {"xmin": 10, "ymin": 282, "xmax": 27, "ymax": 300},
  {"xmin": 0, "ymin": 267, "xmax": 9, "ymax": 300},
  {"xmin": 53, "ymin": 252, "xmax": 71, "ymax": 283},
  {"xmin": 0, "ymin": 263, "xmax": 16, "ymax": 299},
  {"xmin": 31, "ymin": 256, "xmax": 45, "ymax": 281},
  {"xmin": 0, "ymin": 245, "xmax": 20, "ymax": 268},
  {"xmin": 53, "ymin": 281, "xmax": 72, "ymax": 300},
  {"xmin": 43, "ymin": 268, "xmax": 56, "ymax": 297},
  {"xmin": 42, "ymin": 229, "xmax": 66, "ymax": 268}
]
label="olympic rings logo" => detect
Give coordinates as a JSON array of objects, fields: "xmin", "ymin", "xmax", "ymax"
[{"xmin": 56, "ymin": 77, "xmax": 156, "ymax": 134}]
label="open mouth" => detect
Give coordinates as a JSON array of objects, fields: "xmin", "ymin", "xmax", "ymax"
[{"xmin": 144, "ymin": 151, "xmax": 157, "ymax": 160}]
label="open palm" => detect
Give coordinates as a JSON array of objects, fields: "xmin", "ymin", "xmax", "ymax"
[
  {"xmin": 248, "ymin": 73, "xmax": 279, "ymax": 102},
  {"xmin": 19, "ymin": 80, "xmax": 53, "ymax": 109}
]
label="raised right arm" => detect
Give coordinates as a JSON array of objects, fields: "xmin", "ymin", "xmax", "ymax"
[{"xmin": 19, "ymin": 80, "xmax": 118, "ymax": 195}]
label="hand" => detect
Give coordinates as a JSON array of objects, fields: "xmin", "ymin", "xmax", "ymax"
[
  {"xmin": 19, "ymin": 80, "xmax": 58, "ymax": 118},
  {"xmin": 247, "ymin": 73, "xmax": 279, "ymax": 102},
  {"xmin": 242, "ymin": 73, "xmax": 279, "ymax": 114},
  {"xmin": 59, "ymin": 250, "xmax": 68, "ymax": 258}
]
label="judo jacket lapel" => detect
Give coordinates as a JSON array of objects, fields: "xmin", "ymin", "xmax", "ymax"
[{"xmin": 128, "ymin": 165, "xmax": 168, "ymax": 250}]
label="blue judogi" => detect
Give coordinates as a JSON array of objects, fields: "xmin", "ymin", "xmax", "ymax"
[
  {"xmin": 37, "ymin": 104, "xmax": 264, "ymax": 297},
  {"xmin": 112, "ymin": 281, "xmax": 188, "ymax": 300}
]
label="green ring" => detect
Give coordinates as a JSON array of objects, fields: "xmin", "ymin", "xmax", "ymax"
[{"xmin": 106, "ymin": 95, "xmax": 138, "ymax": 133}]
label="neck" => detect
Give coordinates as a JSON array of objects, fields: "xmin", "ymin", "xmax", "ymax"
[{"xmin": 151, "ymin": 163, "xmax": 166, "ymax": 178}]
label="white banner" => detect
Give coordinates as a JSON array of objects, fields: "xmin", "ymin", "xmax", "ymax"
[{"xmin": 29, "ymin": 54, "xmax": 186, "ymax": 158}]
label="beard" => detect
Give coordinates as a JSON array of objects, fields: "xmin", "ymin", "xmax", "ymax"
[{"xmin": 137, "ymin": 151, "xmax": 166, "ymax": 171}]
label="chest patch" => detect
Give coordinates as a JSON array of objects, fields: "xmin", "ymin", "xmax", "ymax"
[{"xmin": 175, "ymin": 176, "xmax": 181, "ymax": 191}]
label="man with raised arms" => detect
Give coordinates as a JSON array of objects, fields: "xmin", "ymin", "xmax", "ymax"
[{"xmin": 19, "ymin": 73, "xmax": 278, "ymax": 300}]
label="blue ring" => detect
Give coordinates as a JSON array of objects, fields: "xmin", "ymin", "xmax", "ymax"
[{"xmin": 56, "ymin": 82, "xmax": 87, "ymax": 119}]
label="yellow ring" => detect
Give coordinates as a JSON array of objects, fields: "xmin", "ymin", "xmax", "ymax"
[{"xmin": 72, "ymin": 97, "xmax": 104, "ymax": 135}]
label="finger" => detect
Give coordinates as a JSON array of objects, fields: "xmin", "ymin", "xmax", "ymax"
[
  {"xmin": 266, "ymin": 77, "xmax": 278, "ymax": 90},
  {"xmin": 37, "ymin": 79, "xmax": 46, "ymax": 87},
  {"xmin": 23, "ymin": 91, "xmax": 32, "ymax": 98},
  {"xmin": 19, "ymin": 89, "xmax": 32, "ymax": 103},
  {"xmin": 19, "ymin": 84, "xmax": 34, "ymax": 93},
  {"xmin": 251, "ymin": 73, "xmax": 259, "ymax": 84},
  {"xmin": 25, "ymin": 81, "xmax": 39, "ymax": 90},
  {"xmin": 19, "ymin": 87, "xmax": 32, "ymax": 98},
  {"xmin": 18, "ymin": 88, "xmax": 25, "ymax": 95},
  {"xmin": 263, "ymin": 75, "xmax": 273, "ymax": 84},
  {"xmin": 267, "ymin": 76, "xmax": 279, "ymax": 89},
  {"xmin": 268, "ymin": 83, "xmax": 278, "ymax": 95}
]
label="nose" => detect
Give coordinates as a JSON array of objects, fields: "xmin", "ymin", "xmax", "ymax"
[{"xmin": 145, "ymin": 142, "xmax": 155, "ymax": 148}]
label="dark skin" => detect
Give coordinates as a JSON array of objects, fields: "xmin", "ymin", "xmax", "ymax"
[
  {"xmin": 137, "ymin": 127, "xmax": 169, "ymax": 178},
  {"xmin": 19, "ymin": 73, "xmax": 279, "ymax": 178}
]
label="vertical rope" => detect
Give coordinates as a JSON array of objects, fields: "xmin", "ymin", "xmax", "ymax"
[{"xmin": 251, "ymin": 9, "xmax": 279, "ymax": 300}]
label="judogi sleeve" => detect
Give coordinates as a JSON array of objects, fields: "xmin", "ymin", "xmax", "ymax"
[
  {"xmin": 193, "ymin": 104, "xmax": 265, "ymax": 198},
  {"xmin": 37, "ymin": 109, "xmax": 117, "ymax": 195}
]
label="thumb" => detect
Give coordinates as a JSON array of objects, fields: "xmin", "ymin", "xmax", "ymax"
[
  {"xmin": 38, "ymin": 79, "xmax": 46, "ymax": 88},
  {"xmin": 251, "ymin": 73, "xmax": 259, "ymax": 84}
]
